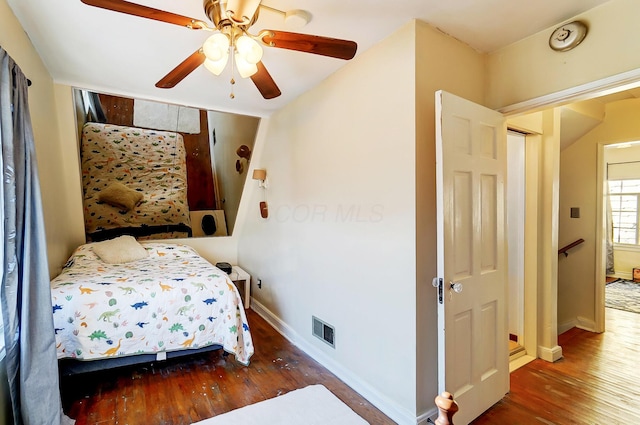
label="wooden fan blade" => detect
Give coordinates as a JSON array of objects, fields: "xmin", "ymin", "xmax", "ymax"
[
  {"xmin": 81, "ymin": 0, "xmax": 206, "ymax": 29},
  {"xmin": 250, "ymin": 62, "xmax": 281, "ymax": 99},
  {"xmin": 260, "ymin": 30, "xmax": 357, "ymax": 60},
  {"xmin": 156, "ymin": 50, "xmax": 206, "ymax": 88}
]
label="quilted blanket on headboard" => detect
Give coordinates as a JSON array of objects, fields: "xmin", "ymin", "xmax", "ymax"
[{"xmin": 81, "ymin": 122, "xmax": 191, "ymax": 240}]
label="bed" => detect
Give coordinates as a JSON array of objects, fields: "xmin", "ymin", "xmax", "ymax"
[
  {"xmin": 50, "ymin": 237, "xmax": 253, "ymax": 374},
  {"xmin": 80, "ymin": 122, "xmax": 192, "ymax": 241}
]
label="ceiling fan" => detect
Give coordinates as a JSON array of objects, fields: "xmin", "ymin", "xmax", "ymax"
[{"xmin": 80, "ymin": 0, "xmax": 358, "ymax": 99}]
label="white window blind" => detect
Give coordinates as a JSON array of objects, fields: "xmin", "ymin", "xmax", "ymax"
[
  {"xmin": 609, "ymin": 179, "xmax": 640, "ymax": 244},
  {"xmin": 608, "ymin": 161, "xmax": 640, "ymax": 180}
]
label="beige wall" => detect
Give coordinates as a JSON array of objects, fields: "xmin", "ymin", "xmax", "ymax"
[
  {"xmin": 488, "ymin": 0, "xmax": 640, "ymax": 110},
  {"xmin": 0, "ymin": 0, "xmax": 85, "ymax": 277},
  {"xmin": 414, "ymin": 19, "xmax": 486, "ymax": 418},
  {"xmin": 239, "ymin": 22, "xmax": 419, "ymax": 423},
  {"xmin": 238, "ymin": 20, "xmax": 486, "ymax": 423},
  {"xmin": 613, "ymin": 248, "xmax": 640, "ymax": 279},
  {"xmin": 559, "ymin": 98, "xmax": 640, "ymax": 330}
]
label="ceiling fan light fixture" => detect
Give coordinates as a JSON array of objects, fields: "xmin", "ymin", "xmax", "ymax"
[
  {"xmin": 234, "ymin": 53, "xmax": 258, "ymax": 78},
  {"xmin": 79, "ymin": 0, "xmax": 357, "ymax": 99},
  {"xmin": 203, "ymin": 33, "xmax": 230, "ymax": 61},
  {"xmin": 236, "ymin": 35, "xmax": 263, "ymax": 64},
  {"xmin": 225, "ymin": 0, "xmax": 261, "ymax": 25}
]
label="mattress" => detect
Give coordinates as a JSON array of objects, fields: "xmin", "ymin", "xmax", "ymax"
[{"xmin": 50, "ymin": 241, "xmax": 253, "ymax": 365}]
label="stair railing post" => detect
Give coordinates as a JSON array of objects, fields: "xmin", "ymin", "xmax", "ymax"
[{"xmin": 435, "ymin": 391, "xmax": 458, "ymax": 425}]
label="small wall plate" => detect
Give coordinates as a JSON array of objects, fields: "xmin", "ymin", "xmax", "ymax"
[{"xmin": 549, "ymin": 21, "xmax": 588, "ymax": 52}]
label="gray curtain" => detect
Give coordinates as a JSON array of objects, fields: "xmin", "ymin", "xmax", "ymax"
[
  {"xmin": 605, "ymin": 180, "xmax": 615, "ymax": 275},
  {"xmin": 0, "ymin": 48, "xmax": 73, "ymax": 424}
]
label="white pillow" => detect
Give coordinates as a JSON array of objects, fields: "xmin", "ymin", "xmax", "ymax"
[{"xmin": 92, "ymin": 235, "xmax": 149, "ymax": 264}]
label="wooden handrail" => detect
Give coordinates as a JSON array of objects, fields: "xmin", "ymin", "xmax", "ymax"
[{"xmin": 558, "ymin": 238, "xmax": 585, "ymax": 257}]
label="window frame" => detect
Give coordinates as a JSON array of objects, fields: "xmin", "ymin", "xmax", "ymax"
[{"xmin": 609, "ymin": 179, "xmax": 640, "ymax": 246}]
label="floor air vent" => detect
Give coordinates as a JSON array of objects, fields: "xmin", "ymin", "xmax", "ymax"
[{"xmin": 312, "ymin": 316, "xmax": 335, "ymax": 348}]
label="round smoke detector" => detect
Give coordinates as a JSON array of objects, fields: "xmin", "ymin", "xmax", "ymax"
[{"xmin": 549, "ymin": 21, "xmax": 588, "ymax": 52}]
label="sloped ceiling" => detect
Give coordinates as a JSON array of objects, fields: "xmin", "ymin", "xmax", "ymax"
[
  {"xmin": 560, "ymin": 86, "xmax": 640, "ymax": 150},
  {"xmin": 7, "ymin": 0, "xmax": 612, "ymax": 117}
]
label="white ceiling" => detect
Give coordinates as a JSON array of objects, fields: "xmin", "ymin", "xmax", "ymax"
[{"xmin": 8, "ymin": 0, "xmax": 612, "ymax": 117}]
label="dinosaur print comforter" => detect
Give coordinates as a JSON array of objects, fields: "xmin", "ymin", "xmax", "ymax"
[{"xmin": 50, "ymin": 242, "xmax": 253, "ymax": 365}]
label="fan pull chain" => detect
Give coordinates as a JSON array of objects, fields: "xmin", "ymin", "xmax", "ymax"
[{"xmin": 229, "ymin": 44, "xmax": 236, "ymax": 99}]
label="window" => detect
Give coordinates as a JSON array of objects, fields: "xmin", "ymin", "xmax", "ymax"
[{"xmin": 609, "ymin": 179, "xmax": 640, "ymax": 244}]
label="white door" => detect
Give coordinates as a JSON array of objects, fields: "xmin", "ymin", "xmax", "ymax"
[{"xmin": 435, "ymin": 90, "xmax": 509, "ymax": 424}]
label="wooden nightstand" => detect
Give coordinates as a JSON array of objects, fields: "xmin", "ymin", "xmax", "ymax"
[{"xmin": 228, "ymin": 266, "xmax": 251, "ymax": 309}]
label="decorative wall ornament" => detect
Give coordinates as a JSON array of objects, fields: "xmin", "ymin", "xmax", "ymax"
[{"xmin": 235, "ymin": 144, "xmax": 252, "ymax": 174}]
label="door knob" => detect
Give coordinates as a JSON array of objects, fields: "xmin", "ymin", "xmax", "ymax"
[{"xmin": 450, "ymin": 282, "xmax": 463, "ymax": 293}]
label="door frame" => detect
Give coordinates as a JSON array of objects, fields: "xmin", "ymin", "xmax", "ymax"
[
  {"xmin": 504, "ymin": 127, "xmax": 540, "ymax": 367},
  {"xmin": 500, "ymin": 67, "xmax": 640, "ymax": 337},
  {"xmin": 594, "ymin": 141, "xmax": 640, "ymax": 333},
  {"xmin": 521, "ymin": 132, "xmax": 541, "ymax": 365},
  {"xmin": 595, "ymin": 143, "xmax": 607, "ymax": 333},
  {"xmin": 506, "ymin": 131, "xmax": 526, "ymax": 347}
]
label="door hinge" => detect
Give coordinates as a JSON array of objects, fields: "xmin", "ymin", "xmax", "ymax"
[{"xmin": 432, "ymin": 277, "xmax": 444, "ymax": 304}]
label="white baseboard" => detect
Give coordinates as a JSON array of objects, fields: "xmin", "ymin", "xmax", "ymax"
[
  {"xmin": 576, "ymin": 316, "xmax": 596, "ymax": 332},
  {"xmin": 538, "ymin": 345, "xmax": 563, "ymax": 362},
  {"xmin": 557, "ymin": 319, "xmax": 576, "ymax": 335},
  {"xmin": 558, "ymin": 316, "xmax": 597, "ymax": 334},
  {"xmin": 417, "ymin": 408, "xmax": 439, "ymax": 425},
  {"xmin": 612, "ymin": 272, "xmax": 632, "ymax": 280},
  {"xmin": 509, "ymin": 354, "xmax": 536, "ymax": 372},
  {"xmin": 250, "ymin": 300, "xmax": 419, "ymax": 425}
]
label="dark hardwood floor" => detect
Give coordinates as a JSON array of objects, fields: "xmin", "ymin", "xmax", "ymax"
[
  {"xmin": 472, "ymin": 307, "xmax": 640, "ymax": 424},
  {"xmin": 61, "ymin": 307, "xmax": 640, "ymax": 424},
  {"xmin": 60, "ymin": 309, "xmax": 396, "ymax": 425}
]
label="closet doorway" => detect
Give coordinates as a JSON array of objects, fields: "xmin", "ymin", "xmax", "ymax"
[{"xmin": 507, "ymin": 131, "xmax": 526, "ymax": 359}]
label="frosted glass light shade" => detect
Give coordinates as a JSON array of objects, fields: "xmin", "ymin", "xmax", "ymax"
[
  {"xmin": 203, "ymin": 33, "xmax": 230, "ymax": 61},
  {"xmin": 236, "ymin": 35, "xmax": 263, "ymax": 64},
  {"xmin": 204, "ymin": 57, "xmax": 229, "ymax": 76},
  {"xmin": 234, "ymin": 53, "xmax": 258, "ymax": 78}
]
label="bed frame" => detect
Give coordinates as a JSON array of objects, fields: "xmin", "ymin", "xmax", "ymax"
[{"xmin": 58, "ymin": 343, "xmax": 224, "ymax": 376}]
